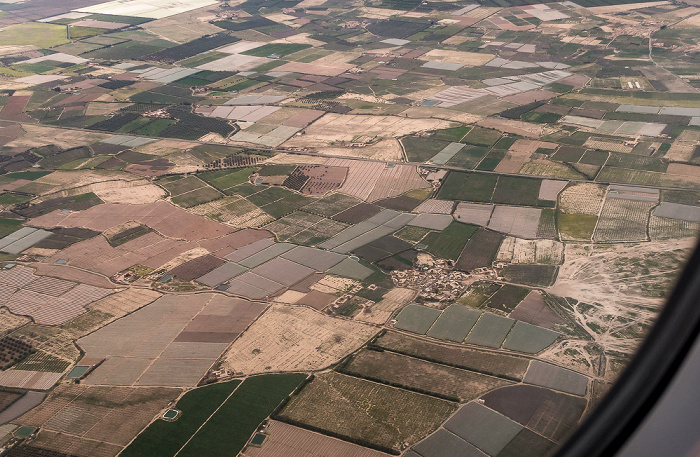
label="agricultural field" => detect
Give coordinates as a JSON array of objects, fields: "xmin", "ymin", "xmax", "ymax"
[
  {"xmin": 0, "ymin": 1, "xmax": 697, "ymax": 456},
  {"xmin": 220, "ymin": 305, "xmax": 377, "ymax": 375},
  {"xmin": 277, "ymin": 372, "xmax": 456, "ymax": 453},
  {"xmin": 341, "ymin": 349, "xmax": 513, "ymax": 402}
]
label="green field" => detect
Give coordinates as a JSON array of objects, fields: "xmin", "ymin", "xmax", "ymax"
[
  {"xmin": 558, "ymin": 213, "xmax": 598, "ymax": 240},
  {"xmin": 401, "ymin": 136, "xmax": 450, "ymax": 163},
  {"xmin": 198, "ymin": 167, "xmax": 258, "ymax": 193},
  {"xmin": 423, "ymin": 221, "xmax": 479, "ymax": 260},
  {"xmin": 438, "ymin": 171, "xmax": 498, "ymax": 202},
  {"xmin": 121, "ymin": 380, "xmax": 242, "ymax": 457},
  {"xmin": 0, "ymin": 23, "xmax": 69, "ymax": 47},
  {"xmin": 178, "ymin": 374, "xmax": 306, "ymax": 456},
  {"xmin": 242, "ymin": 43, "xmax": 311, "ymax": 57},
  {"xmin": 0, "ymin": 218, "xmax": 24, "ymax": 238},
  {"xmin": 462, "ymin": 127, "xmax": 502, "ymax": 147},
  {"xmin": 492, "ymin": 176, "xmax": 542, "ymax": 206}
]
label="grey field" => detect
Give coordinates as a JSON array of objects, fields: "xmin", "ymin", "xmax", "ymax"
[
  {"xmin": 427, "ymin": 305, "xmax": 481, "ymax": 342},
  {"xmin": 394, "ymin": 304, "xmax": 442, "ymax": 334},
  {"xmin": 464, "ymin": 313, "xmax": 515, "ymax": 348},
  {"xmin": 444, "ymin": 402, "xmax": 523, "ymax": 456},
  {"xmin": 524, "ymin": 360, "xmax": 589, "ymax": 396},
  {"xmin": 413, "ymin": 429, "xmax": 487, "ymax": 457}
]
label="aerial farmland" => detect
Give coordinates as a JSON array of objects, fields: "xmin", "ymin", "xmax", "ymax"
[{"xmin": 0, "ymin": 0, "xmax": 697, "ymax": 455}]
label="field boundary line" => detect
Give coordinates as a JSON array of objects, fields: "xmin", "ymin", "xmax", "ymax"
[{"xmin": 174, "ymin": 377, "xmax": 246, "ymax": 456}]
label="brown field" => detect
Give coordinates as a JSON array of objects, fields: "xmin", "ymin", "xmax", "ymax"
[
  {"xmin": 278, "ymin": 372, "xmax": 456, "ymax": 453},
  {"xmin": 509, "ymin": 292, "xmax": 565, "ymax": 330},
  {"xmin": 373, "ymin": 331, "xmax": 530, "ymax": 381},
  {"xmin": 18, "ymin": 385, "xmax": 179, "ymax": 457},
  {"xmin": 221, "ymin": 304, "xmax": 377, "ymax": 375},
  {"xmin": 481, "ymin": 384, "xmax": 587, "ymax": 443},
  {"xmin": 456, "ymin": 228, "xmax": 503, "ymax": 271},
  {"xmin": 6, "ymin": 124, "xmax": 109, "ymax": 150},
  {"xmin": 243, "ymin": 420, "xmax": 393, "ymax": 457},
  {"xmin": 343, "ymin": 349, "xmax": 513, "ymax": 402},
  {"xmin": 30, "ymin": 201, "xmax": 234, "ymax": 242}
]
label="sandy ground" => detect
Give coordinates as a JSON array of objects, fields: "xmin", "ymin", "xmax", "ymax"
[
  {"xmin": 477, "ymin": 118, "xmax": 543, "ymax": 138},
  {"xmin": 587, "ymin": 1, "xmax": 669, "ymax": 13},
  {"xmin": 0, "ymin": 307, "xmax": 30, "ymax": 334},
  {"xmin": 548, "ymin": 239, "xmax": 694, "ymax": 356},
  {"xmin": 142, "ymin": 10, "xmax": 223, "ymax": 43},
  {"xmin": 282, "ymin": 113, "xmax": 451, "ymax": 151},
  {"xmin": 496, "ymin": 238, "xmax": 564, "ymax": 265},
  {"xmin": 7, "ymin": 124, "xmax": 109, "ymax": 149},
  {"xmin": 309, "ymin": 138, "xmax": 403, "ymax": 161},
  {"xmin": 355, "ymin": 288, "xmax": 415, "ymax": 325},
  {"xmin": 46, "ymin": 179, "xmax": 165, "ymax": 204},
  {"xmin": 220, "ymin": 304, "xmax": 378, "ymax": 375},
  {"xmin": 419, "ymin": 49, "xmax": 495, "ymax": 66}
]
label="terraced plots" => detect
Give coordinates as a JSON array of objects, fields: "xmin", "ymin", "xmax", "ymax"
[
  {"xmin": 30, "ymin": 201, "xmax": 234, "ymax": 242},
  {"xmin": 325, "ymin": 159, "xmax": 430, "ymax": 202},
  {"xmin": 262, "ymin": 211, "xmax": 348, "ymax": 245},
  {"xmin": 394, "ymin": 304, "xmax": 560, "ymax": 354},
  {"xmin": 0, "ymin": 264, "xmax": 114, "ymax": 325},
  {"xmin": 197, "ymin": 240, "xmax": 370, "ymax": 298},
  {"xmin": 277, "ymin": 372, "xmax": 456, "ymax": 454},
  {"xmin": 158, "ymin": 175, "xmax": 222, "ymax": 208},
  {"xmin": 318, "ymin": 209, "xmax": 415, "ymax": 254},
  {"xmin": 79, "ymin": 294, "xmax": 266, "ymax": 386},
  {"xmin": 16, "ymin": 384, "xmax": 181, "ymax": 457}
]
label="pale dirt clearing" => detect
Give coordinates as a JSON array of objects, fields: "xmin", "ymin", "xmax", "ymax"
[
  {"xmin": 496, "ymin": 237, "xmax": 564, "ymax": 265},
  {"xmin": 0, "ymin": 307, "xmax": 30, "ymax": 334},
  {"xmin": 355, "ymin": 287, "xmax": 416, "ymax": 325},
  {"xmin": 539, "ymin": 339, "xmax": 605, "ymax": 379},
  {"xmin": 94, "ymin": 183, "xmax": 166, "ymax": 204},
  {"xmin": 142, "ymin": 10, "xmax": 223, "ymax": 42},
  {"xmin": 311, "ymin": 275, "xmax": 360, "ymax": 294},
  {"xmin": 7, "ymin": 124, "xmax": 109, "ymax": 149},
  {"xmin": 45, "ymin": 180, "xmax": 165, "ymax": 204},
  {"xmin": 559, "ymin": 182, "xmax": 607, "ymax": 215},
  {"xmin": 134, "ymin": 139, "xmax": 193, "ymax": 156},
  {"xmin": 85, "ymin": 102, "xmax": 133, "ymax": 116},
  {"xmin": 420, "ymin": 49, "xmax": 495, "ymax": 66},
  {"xmin": 220, "ymin": 304, "xmax": 378, "ymax": 375},
  {"xmin": 402, "ymin": 106, "xmax": 484, "ymax": 124},
  {"xmin": 310, "ymin": 138, "xmax": 404, "ymax": 161},
  {"xmin": 32, "ymin": 171, "xmax": 141, "ymax": 197},
  {"xmin": 548, "ymin": 239, "xmax": 694, "ymax": 356},
  {"xmin": 587, "ymin": 1, "xmax": 669, "ymax": 13},
  {"xmin": 477, "ymin": 118, "xmax": 543, "ymax": 138},
  {"xmin": 262, "ymin": 153, "xmax": 328, "ymax": 165},
  {"xmin": 281, "ymin": 113, "xmax": 451, "ymax": 149}
]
